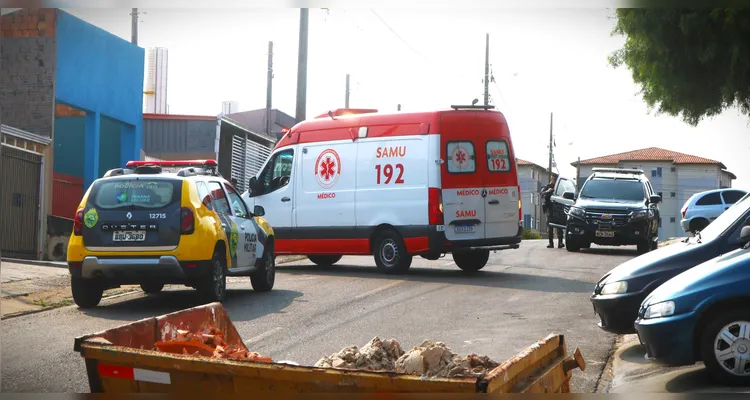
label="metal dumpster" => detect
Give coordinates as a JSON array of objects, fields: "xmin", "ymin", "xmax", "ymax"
[{"xmin": 74, "ymin": 302, "xmax": 586, "ymax": 393}]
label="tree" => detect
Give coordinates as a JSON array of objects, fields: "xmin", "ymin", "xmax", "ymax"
[{"xmin": 608, "ymin": 9, "xmax": 750, "ymax": 126}]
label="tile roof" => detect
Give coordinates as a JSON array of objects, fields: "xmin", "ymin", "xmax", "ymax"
[{"xmin": 573, "ymin": 147, "xmax": 726, "ymax": 169}]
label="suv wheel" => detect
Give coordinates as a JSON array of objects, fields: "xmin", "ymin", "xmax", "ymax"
[
  {"xmin": 198, "ymin": 251, "xmax": 226, "ymax": 302},
  {"xmin": 308, "ymin": 255, "xmax": 342, "ymax": 267},
  {"xmin": 566, "ymin": 238, "xmax": 581, "ymax": 252},
  {"xmin": 373, "ymin": 230, "xmax": 412, "ymax": 274},
  {"xmin": 690, "ymin": 218, "xmax": 710, "ymax": 233},
  {"xmin": 71, "ymin": 278, "xmax": 103, "ymax": 309},
  {"xmin": 251, "ymin": 241, "xmax": 275, "ymax": 292},
  {"xmin": 637, "ymin": 240, "xmax": 651, "ymax": 254},
  {"xmin": 140, "ymin": 283, "xmax": 164, "ymax": 294},
  {"xmin": 453, "ymin": 250, "xmax": 490, "ymax": 272},
  {"xmin": 700, "ymin": 308, "xmax": 750, "ymax": 386}
]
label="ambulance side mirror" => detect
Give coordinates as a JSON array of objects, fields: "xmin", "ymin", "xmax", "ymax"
[
  {"xmin": 254, "ymin": 205, "xmax": 265, "ymax": 217},
  {"xmin": 248, "ymin": 176, "xmax": 258, "ymax": 195},
  {"xmin": 563, "ymin": 191, "xmax": 575, "ymax": 201}
]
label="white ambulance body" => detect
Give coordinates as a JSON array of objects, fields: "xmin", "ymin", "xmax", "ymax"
[{"xmin": 242, "ymin": 106, "xmax": 522, "ymax": 273}]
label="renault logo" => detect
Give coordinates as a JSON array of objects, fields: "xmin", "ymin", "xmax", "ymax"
[{"xmin": 126, "ymin": 212, "xmax": 132, "ymax": 220}]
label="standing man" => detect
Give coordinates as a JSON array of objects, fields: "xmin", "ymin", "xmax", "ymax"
[{"xmin": 541, "ymin": 175, "xmax": 564, "ymax": 249}]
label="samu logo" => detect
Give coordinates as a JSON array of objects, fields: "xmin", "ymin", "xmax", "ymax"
[{"xmin": 314, "ymin": 149, "xmax": 342, "ymax": 189}]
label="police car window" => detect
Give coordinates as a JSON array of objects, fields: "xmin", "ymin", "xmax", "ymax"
[
  {"xmin": 260, "ymin": 149, "xmax": 294, "ymax": 193},
  {"xmin": 208, "ymin": 182, "xmax": 231, "ymax": 215},
  {"xmin": 90, "ymin": 179, "xmax": 177, "ymax": 210},
  {"xmin": 486, "ymin": 140, "xmax": 511, "ymax": 172},
  {"xmin": 196, "ymin": 182, "xmax": 213, "ymax": 210},
  {"xmin": 224, "ymin": 183, "xmax": 249, "ymax": 219},
  {"xmin": 447, "ymin": 141, "xmax": 476, "ymax": 173},
  {"xmin": 555, "ymin": 179, "xmax": 575, "ymax": 196}
]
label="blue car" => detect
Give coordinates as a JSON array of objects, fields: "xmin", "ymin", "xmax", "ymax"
[
  {"xmin": 591, "ymin": 192, "xmax": 750, "ymax": 334},
  {"xmin": 634, "ymin": 226, "xmax": 750, "ymax": 386}
]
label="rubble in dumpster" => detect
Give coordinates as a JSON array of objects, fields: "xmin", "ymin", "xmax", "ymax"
[
  {"xmin": 153, "ymin": 326, "xmax": 272, "ymax": 363},
  {"xmin": 314, "ymin": 337, "xmax": 500, "ymax": 378}
]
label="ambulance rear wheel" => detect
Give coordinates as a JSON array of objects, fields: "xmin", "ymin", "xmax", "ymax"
[
  {"xmin": 453, "ymin": 250, "xmax": 490, "ymax": 273},
  {"xmin": 373, "ymin": 231, "xmax": 412, "ymax": 274},
  {"xmin": 308, "ymin": 255, "xmax": 342, "ymax": 266}
]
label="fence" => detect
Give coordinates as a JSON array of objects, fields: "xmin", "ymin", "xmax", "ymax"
[{"xmin": 52, "ymin": 172, "xmax": 84, "ymax": 220}]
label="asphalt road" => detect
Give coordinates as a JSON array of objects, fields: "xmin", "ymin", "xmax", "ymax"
[{"xmin": 0, "ymin": 240, "xmax": 636, "ymax": 393}]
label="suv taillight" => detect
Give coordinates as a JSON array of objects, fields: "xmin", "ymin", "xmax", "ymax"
[
  {"xmin": 73, "ymin": 209, "xmax": 84, "ymax": 235},
  {"xmin": 428, "ymin": 187, "xmax": 444, "ymax": 225},
  {"xmin": 181, "ymin": 207, "xmax": 195, "ymax": 234}
]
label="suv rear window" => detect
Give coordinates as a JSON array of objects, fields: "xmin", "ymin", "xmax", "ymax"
[
  {"xmin": 447, "ymin": 141, "xmax": 476, "ymax": 173},
  {"xmin": 89, "ymin": 179, "xmax": 180, "ymax": 210},
  {"xmin": 579, "ymin": 179, "xmax": 645, "ymax": 202}
]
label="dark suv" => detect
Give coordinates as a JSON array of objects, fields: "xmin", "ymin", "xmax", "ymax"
[{"xmin": 553, "ymin": 168, "xmax": 661, "ymax": 254}]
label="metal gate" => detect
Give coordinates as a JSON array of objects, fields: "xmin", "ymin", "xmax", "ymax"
[
  {"xmin": 1, "ymin": 145, "xmax": 42, "ymax": 259},
  {"xmin": 231, "ymin": 134, "xmax": 271, "ymax": 193}
]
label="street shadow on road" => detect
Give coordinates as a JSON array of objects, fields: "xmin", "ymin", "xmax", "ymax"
[
  {"xmin": 79, "ymin": 288, "xmax": 303, "ymax": 322},
  {"xmin": 663, "ymin": 367, "xmax": 744, "ymax": 393},
  {"xmin": 277, "ymin": 264, "xmax": 593, "ymax": 293},
  {"xmin": 619, "ymin": 343, "xmax": 652, "ymax": 365},
  {"xmin": 579, "ymin": 247, "xmax": 639, "ymax": 257}
]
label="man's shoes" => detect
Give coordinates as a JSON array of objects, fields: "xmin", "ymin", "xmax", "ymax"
[
  {"xmin": 547, "ymin": 243, "xmax": 554, "ymax": 248},
  {"xmin": 558, "ymin": 243, "xmax": 565, "ymax": 248}
]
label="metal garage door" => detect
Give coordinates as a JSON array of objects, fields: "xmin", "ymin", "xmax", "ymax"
[
  {"xmin": 1, "ymin": 145, "xmax": 42, "ymax": 260},
  {"xmin": 231, "ymin": 134, "xmax": 271, "ymax": 193}
]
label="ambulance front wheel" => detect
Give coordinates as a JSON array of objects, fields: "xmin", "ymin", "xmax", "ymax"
[
  {"xmin": 308, "ymin": 255, "xmax": 342, "ymax": 266},
  {"xmin": 453, "ymin": 249, "xmax": 490, "ymax": 273},
  {"xmin": 373, "ymin": 230, "xmax": 412, "ymax": 274}
]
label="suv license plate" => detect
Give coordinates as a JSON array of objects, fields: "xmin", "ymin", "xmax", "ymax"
[
  {"xmin": 454, "ymin": 225, "xmax": 475, "ymax": 234},
  {"xmin": 595, "ymin": 230, "xmax": 615, "ymax": 238},
  {"xmin": 113, "ymin": 231, "xmax": 146, "ymax": 242}
]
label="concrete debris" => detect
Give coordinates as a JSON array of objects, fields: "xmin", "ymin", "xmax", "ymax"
[
  {"xmin": 315, "ymin": 337, "xmax": 500, "ymax": 378},
  {"xmin": 314, "ymin": 337, "xmax": 405, "ymax": 371}
]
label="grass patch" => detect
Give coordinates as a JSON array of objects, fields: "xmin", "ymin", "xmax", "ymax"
[
  {"xmin": 33, "ymin": 299, "xmax": 73, "ymax": 308},
  {"xmin": 522, "ymin": 229, "xmax": 543, "ymax": 240}
]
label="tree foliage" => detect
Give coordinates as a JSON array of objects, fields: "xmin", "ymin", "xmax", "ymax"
[{"xmin": 609, "ymin": 8, "xmax": 750, "ymax": 126}]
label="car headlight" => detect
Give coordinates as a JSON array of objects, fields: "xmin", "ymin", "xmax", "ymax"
[
  {"xmin": 569, "ymin": 207, "xmax": 585, "ymax": 219},
  {"xmin": 600, "ymin": 280, "xmax": 628, "ymax": 295},
  {"xmin": 631, "ymin": 210, "xmax": 652, "ymax": 220},
  {"xmin": 643, "ymin": 301, "xmax": 675, "ymax": 319}
]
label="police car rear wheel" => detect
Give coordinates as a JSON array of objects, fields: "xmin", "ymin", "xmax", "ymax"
[
  {"xmin": 71, "ymin": 278, "xmax": 103, "ymax": 309},
  {"xmin": 199, "ymin": 253, "xmax": 226, "ymax": 302},
  {"xmin": 374, "ymin": 231, "xmax": 412, "ymax": 274},
  {"xmin": 251, "ymin": 241, "xmax": 275, "ymax": 292},
  {"xmin": 308, "ymin": 255, "xmax": 342, "ymax": 266},
  {"xmin": 453, "ymin": 250, "xmax": 489, "ymax": 272}
]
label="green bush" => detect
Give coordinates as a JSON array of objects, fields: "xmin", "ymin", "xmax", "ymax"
[{"xmin": 522, "ymin": 229, "xmax": 542, "ymax": 240}]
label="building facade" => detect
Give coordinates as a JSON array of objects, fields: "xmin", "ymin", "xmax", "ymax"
[
  {"xmin": 573, "ymin": 147, "xmax": 736, "ymax": 241},
  {"xmin": 1, "ymin": 8, "xmax": 145, "ymax": 260}
]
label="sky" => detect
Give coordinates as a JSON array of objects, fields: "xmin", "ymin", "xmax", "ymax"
[{"xmin": 63, "ymin": 7, "xmax": 750, "ymax": 188}]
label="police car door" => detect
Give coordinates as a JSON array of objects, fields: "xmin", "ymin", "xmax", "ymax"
[
  {"xmin": 223, "ymin": 182, "xmax": 259, "ymax": 269},
  {"xmin": 549, "ymin": 177, "xmax": 576, "ymax": 227}
]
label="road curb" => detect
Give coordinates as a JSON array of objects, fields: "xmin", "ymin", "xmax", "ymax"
[
  {"xmin": 594, "ymin": 334, "xmax": 621, "ymax": 393},
  {"xmin": 0, "ymin": 288, "xmax": 141, "ymax": 321},
  {"xmin": 1, "ymin": 257, "xmax": 67, "ymax": 269}
]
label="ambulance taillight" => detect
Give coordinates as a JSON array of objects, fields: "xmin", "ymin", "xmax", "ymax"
[{"xmin": 428, "ymin": 188, "xmax": 444, "ymax": 225}]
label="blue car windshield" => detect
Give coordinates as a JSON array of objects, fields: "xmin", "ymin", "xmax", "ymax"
[{"xmin": 697, "ymin": 192, "xmax": 750, "ymax": 242}]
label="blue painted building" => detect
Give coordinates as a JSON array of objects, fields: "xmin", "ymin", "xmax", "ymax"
[{"xmin": 1, "ymin": 8, "xmax": 145, "ymax": 260}]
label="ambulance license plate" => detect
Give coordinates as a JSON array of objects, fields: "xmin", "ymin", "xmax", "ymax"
[
  {"xmin": 113, "ymin": 231, "xmax": 146, "ymax": 242},
  {"xmin": 595, "ymin": 230, "xmax": 615, "ymax": 238},
  {"xmin": 454, "ymin": 225, "xmax": 475, "ymax": 234}
]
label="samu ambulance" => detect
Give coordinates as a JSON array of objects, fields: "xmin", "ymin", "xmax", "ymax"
[{"xmin": 241, "ymin": 104, "xmax": 522, "ymax": 274}]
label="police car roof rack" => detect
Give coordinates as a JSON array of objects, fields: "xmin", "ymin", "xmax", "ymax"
[
  {"xmin": 592, "ymin": 167, "xmax": 645, "ymax": 175},
  {"xmin": 102, "ymin": 168, "xmax": 136, "ymax": 178},
  {"xmin": 176, "ymin": 166, "xmax": 220, "ymax": 178}
]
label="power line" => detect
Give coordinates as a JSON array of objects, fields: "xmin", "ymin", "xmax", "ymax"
[{"xmin": 369, "ymin": 9, "xmax": 433, "ymax": 64}]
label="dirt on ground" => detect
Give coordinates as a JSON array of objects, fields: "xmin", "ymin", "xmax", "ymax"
[{"xmin": 314, "ymin": 337, "xmax": 501, "ymax": 378}]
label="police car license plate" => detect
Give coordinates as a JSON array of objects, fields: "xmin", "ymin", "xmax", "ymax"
[
  {"xmin": 595, "ymin": 230, "xmax": 615, "ymax": 238},
  {"xmin": 454, "ymin": 225, "xmax": 475, "ymax": 234},
  {"xmin": 113, "ymin": 231, "xmax": 146, "ymax": 242}
]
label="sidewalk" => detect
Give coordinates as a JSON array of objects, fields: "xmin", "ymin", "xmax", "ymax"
[
  {"xmin": 1, "ymin": 255, "xmax": 307, "ymax": 319},
  {"xmin": 600, "ymin": 334, "xmax": 749, "ymax": 393}
]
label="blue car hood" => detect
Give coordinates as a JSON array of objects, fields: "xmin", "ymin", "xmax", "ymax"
[
  {"xmin": 643, "ymin": 246, "xmax": 750, "ymax": 306},
  {"xmin": 603, "ymin": 240, "xmax": 702, "ymax": 282}
]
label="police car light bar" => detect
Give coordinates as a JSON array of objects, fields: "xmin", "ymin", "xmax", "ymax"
[
  {"xmin": 125, "ymin": 159, "xmax": 218, "ymax": 168},
  {"xmin": 592, "ymin": 167, "xmax": 645, "ymax": 175}
]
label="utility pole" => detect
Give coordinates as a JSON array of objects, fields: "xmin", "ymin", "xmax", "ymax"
[
  {"xmin": 266, "ymin": 41, "xmax": 273, "ymax": 137},
  {"xmin": 130, "ymin": 8, "xmax": 138, "ymax": 45},
  {"xmin": 345, "ymin": 74, "xmax": 350, "ymax": 108},
  {"xmin": 548, "ymin": 112, "xmax": 554, "ymax": 177},
  {"xmin": 295, "ymin": 8, "xmax": 309, "ymax": 122},
  {"xmin": 576, "ymin": 157, "xmax": 581, "ymax": 192},
  {"xmin": 483, "ymin": 33, "xmax": 490, "ymax": 106},
  {"xmin": 397, "ymin": 104, "xmax": 401, "ymax": 112}
]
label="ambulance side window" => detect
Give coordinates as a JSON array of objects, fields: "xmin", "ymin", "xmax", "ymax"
[
  {"xmin": 257, "ymin": 149, "xmax": 294, "ymax": 195},
  {"xmin": 486, "ymin": 140, "xmax": 511, "ymax": 172},
  {"xmin": 446, "ymin": 141, "xmax": 476, "ymax": 173}
]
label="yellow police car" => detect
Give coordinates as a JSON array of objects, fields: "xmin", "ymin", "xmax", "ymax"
[{"xmin": 67, "ymin": 159, "xmax": 276, "ymax": 308}]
